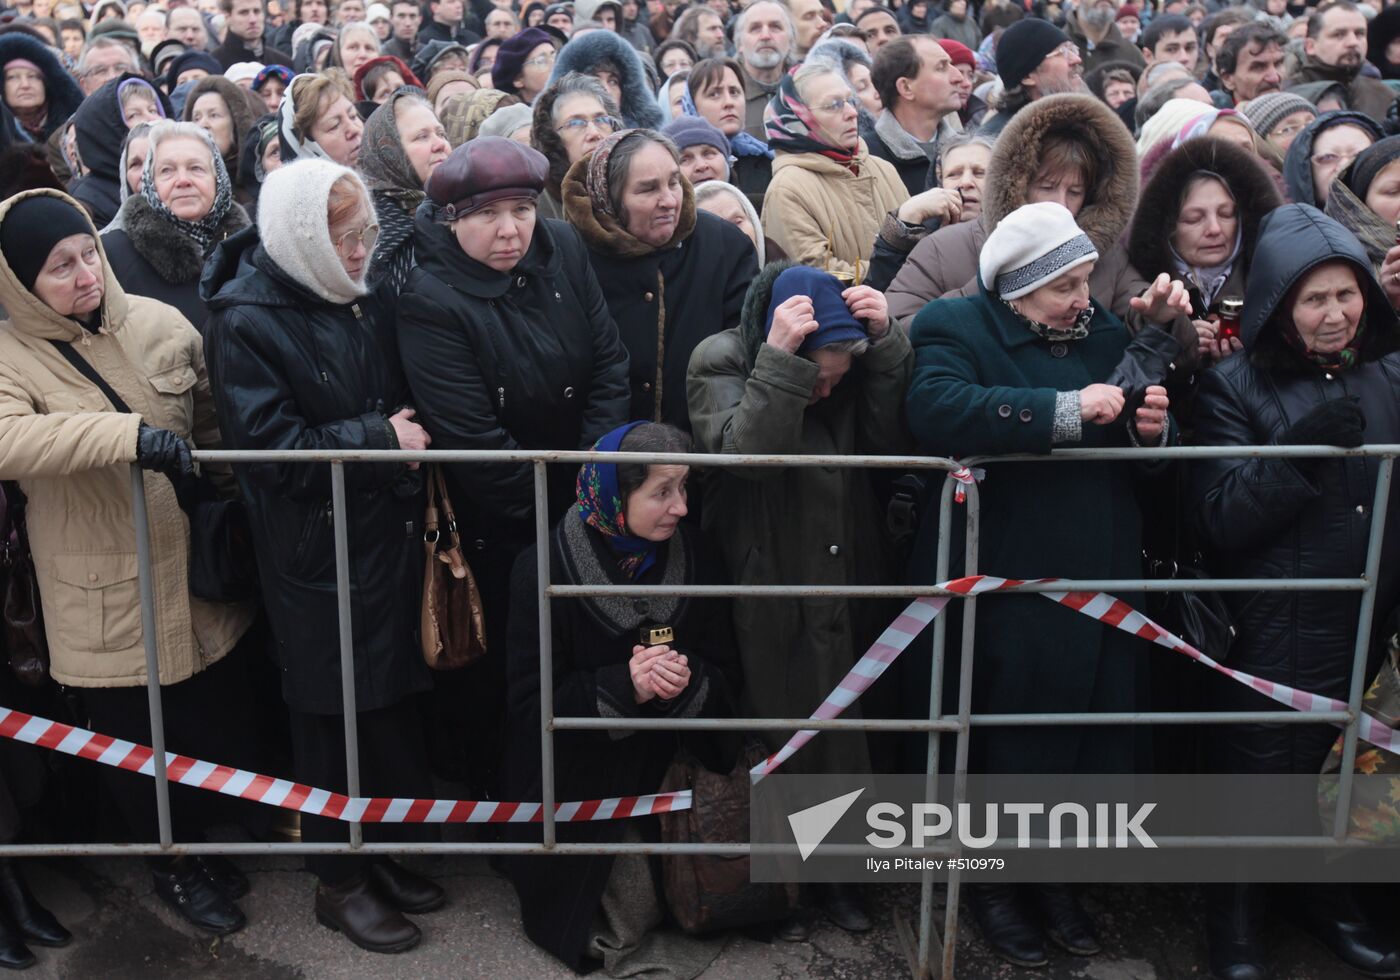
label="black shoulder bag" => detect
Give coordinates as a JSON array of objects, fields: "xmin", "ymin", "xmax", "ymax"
[{"xmin": 49, "ymin": 341, "xmax": 258, "ymax": 603}]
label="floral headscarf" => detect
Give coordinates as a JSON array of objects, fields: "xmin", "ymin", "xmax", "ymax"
[
  {"xmin": 764, "ymin": 71, "xmax": 857, "ymax": 171},
  {"xmin": 576, "ymin": 421, "xmax": 660, "ymax": 580}
]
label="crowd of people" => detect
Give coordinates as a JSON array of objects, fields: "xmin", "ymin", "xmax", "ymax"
[{"xmin": 0, "ymin": 0, "xmax": 1396, "ymax": 975}]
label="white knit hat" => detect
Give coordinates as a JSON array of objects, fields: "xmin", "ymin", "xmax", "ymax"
[
  {"xmin": 367, "ymin": 2, "xmax": 391, "ymax": 22},
  {"xmin": 979, "ymin": 201, "xmax": 1098, "ymax": 300},
  {"xmin": 257, "ymin": 159, "xmax": 373, "ymax": 306}
]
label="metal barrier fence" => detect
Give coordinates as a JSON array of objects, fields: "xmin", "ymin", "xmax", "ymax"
[{"xmin": 4, "ymin": 444, "xmax": 1398, "ymax": 980}]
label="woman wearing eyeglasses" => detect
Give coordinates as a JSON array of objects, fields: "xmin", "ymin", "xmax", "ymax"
[
  {"xmin": 1281, "ymin": 109, "xmax": 1381, "ymax": 208},
  {"xmin": 760, "ymin": 63, "xmax": 908, "ymax": 279},
  {"xmin": 530, "ymin": 72, "xmax": 623, "ymax": 220},
  {"xmin": 202, "ymin": 158, "xmax": 441, "ymax": 954},
  {"xmin": 396, "ymin": 137, "xmax": 630, "ymax": 799}
]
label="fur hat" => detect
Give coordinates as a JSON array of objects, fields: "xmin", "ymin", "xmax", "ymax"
[
  {"xmin": 257, "ymin": 159, "xmax": 372, "ymax": 304},
  {"xmin": 980, "ymin": 201, "xmax": 1098, "ymax": 299}
]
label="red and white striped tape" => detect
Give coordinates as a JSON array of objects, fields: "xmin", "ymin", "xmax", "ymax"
[{"xmin": 1, "ymin": 576, "xmax": 1394, "ymax": 822}]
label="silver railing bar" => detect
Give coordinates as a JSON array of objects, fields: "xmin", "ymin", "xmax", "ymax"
[
  {"xmin": 129, "ymin": 466, "xmax": 173, "ymax": 851},
  {"xmin": 331, "ymin": 462, "xmax": 363, "ymax": 850}
]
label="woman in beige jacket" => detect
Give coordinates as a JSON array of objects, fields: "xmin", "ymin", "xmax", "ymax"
[
  {"xmin": 759, "ymin": 63, "xmax": 909, "ymax": 280},
  {"xmin": 0, "ymin": 190, "xmax": 259, "ymax": 937}
]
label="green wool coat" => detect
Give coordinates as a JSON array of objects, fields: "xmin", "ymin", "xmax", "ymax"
[
  {"xmin": 686, "ymin": 272, "xmax": 914, "ymax": 777},
  {"xmin": 904, "ymin": 283, "xmax": 1163, "ymax": 775}
]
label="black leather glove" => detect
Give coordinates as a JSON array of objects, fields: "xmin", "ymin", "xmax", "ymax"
[
  {"xmin": 1279, "ymin": 396, "xmax": 1366, "ymax": 449},
  {"xmin": 136, "ymin": 423, "xmax": 195, "ymax": 478}
]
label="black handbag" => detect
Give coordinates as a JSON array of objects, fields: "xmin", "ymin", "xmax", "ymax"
[
  {"xmin": 0, "ymin": 482, "xmax": 49, "ymax": 686},
  {"xmin": 1146, "ymin": 559, "xmax": 1237, "ymax": 660},
  {"xmin": 48, "ymin": 341, "xmax": 258, "ymax": 603}
]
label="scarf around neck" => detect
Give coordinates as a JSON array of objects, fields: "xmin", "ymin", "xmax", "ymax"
[
  {"xmin": 139, "ymin": 130, "xmax": 234, "ymax": 256},
  {"xmin": 680, "ymin": 85, "xmax": 773, "ymax": 160},
  {"xmin": 1324, "ymin": 177, "xmax": 1395, "ymax": 272},
  {"xmin": 1285, "ymin": 314, "xmax": 1367, "ymax": 372},
  {"xmin": 765, "ymin": 72, "xmax": 858, "ymax": 172},
  {"xmin": 1004, "ymin": 298, "xmax": 1095, "ymax": 342},
  {"xmin": 575, "ymin": 421, "xmax": 661, "ymax": 580},
  {"xmin": 1170, "ymin": 227, "xmax": 1243, "ymax": 310}
]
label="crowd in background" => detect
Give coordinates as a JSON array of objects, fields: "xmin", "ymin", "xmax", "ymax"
[{"xmin": 0, "ymin": 0, "xmax": 1397, "ymax": 976}]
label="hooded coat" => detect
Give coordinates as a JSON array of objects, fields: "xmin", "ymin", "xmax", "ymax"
[
  {"xmin": 685, "ymin": 260, "xmax": 914, "ymax": 778},
  {"xmin": 0, "ymin": 189, "xmax": 254, "ymax": 688},
  {"xmin": 1127, "ymin": 137, "xmax": 1283, "ymax": 320},
  {"xmin": 903, "ymin": 268, "xmax": 1164, "ymax": 774},
  {"xmin": 0, "ymin": 33, "xmax": 83, "ymax": 144},
  {"xmin": 1288, "ymin": 52, "xmax": 1396, "ymax": 126},
  {"xmin": 69, "ymin": 74, "xmax": 134, "ymax": 228},
  {"xmin": 200, "ymin": 218, "xmax": 432, "ymax": 715},
  {"xmin": 182, "ymin": 76, "xmax": 263, "ymax": 193},
  {"xmin": 1189, "ymin": 204, "xmax": 1400, "ymax": 775},
  {"xmin": 1280, "ymin": 109, "xmax": 1382, "ymax": 208},
  {"xmin": 885, "ymin": 94, "xmax": 1198, "ymax": 364},
  {"xmin": 563, "ymin": 159, "xmax": 758, "ymax": 432},
  {"xmin": 547, "ymin": 30, "xmax": 663, "ymax": 130}
]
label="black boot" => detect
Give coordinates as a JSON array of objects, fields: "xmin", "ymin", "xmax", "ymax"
[
  {"xmin": 367, "ymin": 858, "xmax": 445, "ymax": 914},
  {"xmin": 315, "ymin": 872, "xmax": 421, "ymax": 954},
  {"xmin": 1205, "ymin": 883, "xmax": 1269, "ymax": 980},
  {"xmin": 150, "ymin": 857, "xmax": 246, "ymax": 936},
  {"xmin": 194, "ymin": 856, "xmax": 249, "ymax": 901},
  {"xmin": 967, "ymin": 883, "xmax": 1047, "ymax": 968},
  {"xmin": 1297, "ymin": 884, "xmax": 1400, "ymax": 978},
  {"xmin": 819, "ymin": 882, "xmax": 871, "ymax": 932},
  {"xmin": 0, "ymin": 861, "xmax": 69, "ymax": 948},
  {"xmin": 1034, "ymin": 884, "xmax": 1101, "ymax": 956},
  {"xmin": 0, "ymin": 913, "xmax": 34, "ymax": 971}
]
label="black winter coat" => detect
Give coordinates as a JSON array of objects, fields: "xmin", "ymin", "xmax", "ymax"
[
  {"xmin": 102, "ymin": 195, "xmax": 251, "ymax": 333},
  {"xmin": 396, "ymin": 213, "xmax": 630, "ymax": 572},
  {"xmin": 503, "ymin": 517, "xmax": 739, "ymax": 971},
  {"xmin": 570, "ymin": 205, "xmax": 758, "ymax": 431},
  {"xmin": 1190, "ymin": 204, "xmax": 1400, "ymax": 775},
  {"xmin": 199, "ymin": 227, "xmax": 431, "ymax": 715},
  {"xmin": 69, "ymin": 74, "xmax": 137, "ymax": 229}
]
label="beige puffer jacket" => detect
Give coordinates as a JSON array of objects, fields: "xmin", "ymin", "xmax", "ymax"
[
  {"xmin": 0, "ymin": 189, "xmax": 253, "ymax": 688},
  {"xmin": 761, "ymin": 143, "xmax": 909, "ymax": 279}
]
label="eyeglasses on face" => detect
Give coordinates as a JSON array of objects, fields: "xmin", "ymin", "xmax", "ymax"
[
  {"xmin": 334, "ymin": 222, "xmax": 380, "ymax": 255},
  {"xmin": 523, "ymin": 51, "xmax": 556, "ymax": 69},
  {"xmin": 812, "ymin": 95, "xmax": 860, "ymax": 114},
  {"xmin": 557, "ymin": 113, "xmax": 620, "ymax": 134}
]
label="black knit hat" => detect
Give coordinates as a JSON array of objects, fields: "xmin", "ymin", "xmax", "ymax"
[
  {"xmin": 997, "ymin": 19, "xmax": 1070, "ymax": 90},
  {"xmin": 1, "ymin": 196, "xmax": 97, "ymax": 292}
]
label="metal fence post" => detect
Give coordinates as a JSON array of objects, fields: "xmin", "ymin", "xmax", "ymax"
[
  {"xmin": 331, "ymin": 462, "xmax": 362, "ymax": 849},
  {"xmin": 534, "ymin": 461, "xmax": 557, "ymax": 847},
  {"xmin": 129, "ymin": 464, "xmax": 173, "ymax": 850},
  {"xmin": 1331, "ymin": 455, "xmax": 1394, "ymax": 839}
]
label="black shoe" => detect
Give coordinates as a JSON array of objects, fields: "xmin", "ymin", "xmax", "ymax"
[
  {"xmin": 0, "ymin": 860, "xmax": 69, "ymax": 948},
  {"xmin": 775, "ymin": 915, "xmax": 810, "ymax": 942},
  {"xmin": 1298, "ymin": 885, "xmax": 1400, "ymax": 978},
  {"xmin": 0, "ymin": 914, "xmax": 34, "ymax": 971},
  {"xmin": 1205, "ymin": 883, "xmax": 1269, "ymax": 980},
  {"xmin": 368, "ymin": 858, "xmax": 445, "ymax": 915},
  {"xmin": 1035, "ymin": 884, "xmax": 1101, "ymax": 956},
  {"xmin": 315, "ymin": 873, "xmax": 421, "ymax": 954},
  {"xmin": 820, "ymin": 883, "xmax": 871, "ymax": 933},
  {"xmin": 967, "ymin": 883, "xmax": 1047, "ymax": 968},
  {"xmin": 151, "ymin": 858, "xmax": 246, "ymax": 936},
  {"xmin": 195, "ymin": 856, "xmax": 249, "ymax": 902}
]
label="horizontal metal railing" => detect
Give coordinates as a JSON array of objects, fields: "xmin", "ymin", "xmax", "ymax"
[{"xmin": 6, "ymin": 444, "xmax": 1395, "ymax": 980}]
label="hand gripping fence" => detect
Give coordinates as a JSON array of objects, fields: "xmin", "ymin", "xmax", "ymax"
[{"xmin": 0, "ymin": 576, "xmax": 1395, "ymax": 823}]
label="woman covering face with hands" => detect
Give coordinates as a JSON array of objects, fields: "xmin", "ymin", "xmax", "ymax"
[{"xmin": 902, "ymin": 201, "xmax": 1181, "ymax": 969}]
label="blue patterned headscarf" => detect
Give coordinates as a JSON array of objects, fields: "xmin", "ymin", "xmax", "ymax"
[
  {"xmin": 680, "ymin": 83, "xmax": 773, "ymax": 161},
  {"xmin": 575, "ymin": 421, "xmax": 660, "ymax": 580}
]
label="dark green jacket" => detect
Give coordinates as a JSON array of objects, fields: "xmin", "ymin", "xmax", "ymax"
[{"xmin": 904, "ymin": 283, "xmax": 1162, "ymax": 774}]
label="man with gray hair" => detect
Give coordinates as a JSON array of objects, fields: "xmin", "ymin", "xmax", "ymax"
[
  {"xmin": 979, "ymin": 19, "xmax": 1086, "ymax": 138},
  {"xmin": 77, "ymin": 36, "xmax": 141, "ymax": 95},
  {"xmin": 734, "ymin": 0, "xmax": 794, "ymax": 139},
  {"xmin": 1064, "ymin": 0, "xmax": 1145, "ymax": 74}
]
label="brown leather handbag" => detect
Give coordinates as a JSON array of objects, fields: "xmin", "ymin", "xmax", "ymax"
[
  {"xmin": 658, "ymin": 740, "xmax": 799, "ymax": 934},
  {"xmin": 420, "ymin": 466, "xmax": 487, "ymax": 669}
]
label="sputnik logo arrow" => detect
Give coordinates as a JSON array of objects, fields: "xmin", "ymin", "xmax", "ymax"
[{"xmin": 788, "ymin": 788, "xmax": 864, "ymax": 861}]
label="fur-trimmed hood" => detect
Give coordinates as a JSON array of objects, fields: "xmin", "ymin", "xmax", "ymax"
[
  {"xmin": 983, "ymin": 93, "xmax": 1138, "ymax": 252},
  {"xmin": 111, "ymin": 194, "xmax": 251, "ymax": 285},
  {"xmin": 548, "ymin": 30, "xmax": 663, "ymax": 130},
  {"xmin": 737, "ymin": 258, "xmax": 797, "ymax": 362},
  {"xmin": 1127, "ymin": 137, "xmax": 1282, "ymax": 289}
]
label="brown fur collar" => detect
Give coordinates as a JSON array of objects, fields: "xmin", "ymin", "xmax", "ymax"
[
  {"xmin": 118, "ymin": 194, "xmax": 251, "ymax": 284},
  {"xmin": 561, "ymin": 155, "xmax": 697, "ymax": 259},
  {"xmin": 983, "ymin": 93, "xmax": 1139, "ymax": 252},
  {"xmin": 1127, "ymin": 136, "xmax": 1282, "ymax": 288}
]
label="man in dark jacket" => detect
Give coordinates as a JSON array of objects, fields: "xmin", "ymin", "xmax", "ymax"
[
  {"xmin": 978, "ymin": 19, "xmax": 1084, "ymax": 139},
  {"xmin": 1191, "ymin": 203, "xmax": 1400, "ymax": 980},
  {"xmin": 212, "ymin": 0, "xmax": 292, "ymax": 68},
  {"xmin": 1063, "ymin": 0, "xmax": 1145, "ymax": 74},
  {"xmin": 381, "ymin": 0, "xmax": 421, "ymax": 60},
  {"xmin": 416, "ymin": 0, "xmax": 482, "ymax": 48},
  {"xmin": 1289, "ymin": 0, "xmax": 1396, "ymax": 124},
  {"xmin": 867, "ymin": 36, "xmax": 963, "ymax": 196}
]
